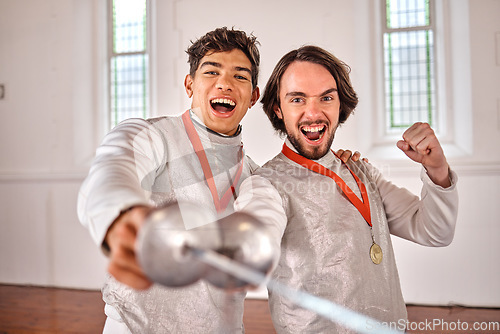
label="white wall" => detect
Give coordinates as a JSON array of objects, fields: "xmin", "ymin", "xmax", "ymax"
[
  {"xmin": 0, "ymin": 0, "xmax": 499, "ymax": 307},
  {"xmin": 0, "ymin": 0, "xmax": 108, "ymax": 289}
]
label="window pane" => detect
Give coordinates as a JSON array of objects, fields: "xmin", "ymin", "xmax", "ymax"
[
  {"xmin": 113, "ymin": 0, "xmax": 146, "ymax": 53},
  {"xmin": 110, "ymin": 0, "xmax": 149, "ymax": 128},
  {"xmin": 384, "ymin": 29, "xmax": 434, "ymax": 129},
  {"xmin": 111, "ymin": 54, "xmax": 149, "ymax": 126},
  {"xmin": 386, "ymin": 0, "xmax": 430, "ymax": 29}
]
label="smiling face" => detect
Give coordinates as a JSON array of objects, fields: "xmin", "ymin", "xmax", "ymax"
[
  {"xmin": 275, "ymin": 61, "xmax": 340, "ymax": 160},
  {"xmin": 184, "ymin": 49, "xmax": 260, "ymax": 136}
]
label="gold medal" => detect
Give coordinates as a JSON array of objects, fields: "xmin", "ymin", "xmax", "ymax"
[{"xmin": 370, "ymin": 242, "xmax": 383, "ymax": 264}]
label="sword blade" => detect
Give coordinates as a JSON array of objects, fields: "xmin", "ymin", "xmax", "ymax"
[{"xmin": 191, "ymin": 247, "xmax": 403, "ymax": 334}]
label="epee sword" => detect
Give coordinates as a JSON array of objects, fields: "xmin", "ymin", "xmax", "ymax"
[{"xmin": 136, "ymin": 203, "xmax": 403, "ymax": 334}]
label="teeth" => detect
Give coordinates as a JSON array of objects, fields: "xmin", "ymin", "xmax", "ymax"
[
  {"xmin": 210, "ymin": 98, "xmax": 235, "ymax": 106},
  {"xmin": 302, "ymin": 125, "xmax": 325, "ymax": 133}
]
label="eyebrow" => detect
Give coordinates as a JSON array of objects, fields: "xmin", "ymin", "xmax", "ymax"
[
  {"xmin": 235, "ymin": 66, "xmax": 252, "ymax": 74},
  {"xmin": 200, "ymin": 61, "xmax": 252, "ymax": 74},
  {"xmin": 285, "ymin": 88, "xmax": 338, "ymax": 98},
  {"xmin": 200, "ymin": 61, "xmax": 222, "ymax": 69}
]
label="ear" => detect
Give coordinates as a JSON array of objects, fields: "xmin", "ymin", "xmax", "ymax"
[
  {"xmin": 249, "ymin": 87, "xmax": 260, "ymax": 108},
  {"xmin": 184, "ymin": 74, "xmax": 194, "ymax": 98},
  {"xmin": 274, "ymin": 104, "xmax": 283, "ymax": 119}
]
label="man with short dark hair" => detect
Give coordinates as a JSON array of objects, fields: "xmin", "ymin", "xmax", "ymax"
[{"xmin": 78, "ymin": 27, "xmax": 263, "ymax": 333}]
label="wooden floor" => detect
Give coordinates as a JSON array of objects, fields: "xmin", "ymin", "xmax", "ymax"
[{"xmin": 0, "ymin": 285, "xmax": 499, "ymax": 333}]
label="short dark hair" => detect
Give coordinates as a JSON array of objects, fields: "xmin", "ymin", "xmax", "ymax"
[
  {"xmin": 186, "ymin": 27, "xmax": 260, "ymax": 89},
  {"xmin": 261, "ymin": 45, "xmax": 358, "ymax": 136}
]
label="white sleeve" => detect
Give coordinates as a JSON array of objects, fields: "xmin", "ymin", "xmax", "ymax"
[
  {"xmin": 370, "ymin": 163, "xmax": 459, "ymax": 247},
  {"xmin": 77, "ymin": 119, "xmax": 165, "ymax": 247},
  {"xmin": 234, "ymin": 174, "xmax": 287, "ymax": 268}
]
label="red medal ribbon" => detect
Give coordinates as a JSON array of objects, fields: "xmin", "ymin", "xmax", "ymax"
[
  {"xmin": 182, "ymin": 111, "xmax": 244, "ymax": 214},
  {"xmin": 281, "ymin": 143, "xmax": 372, "ymax": 227}
]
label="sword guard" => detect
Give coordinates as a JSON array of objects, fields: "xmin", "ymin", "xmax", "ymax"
[
  {"xmin": 136, "ymin": 202, "xmax": 219, "ymax": 287},
  {"xmin": 205, "ymin": 211, "xmax": 276, "ymax": 289},
  {"xmin": 136, "ymin": 202, "xmax": 277, "ymax": 290}
]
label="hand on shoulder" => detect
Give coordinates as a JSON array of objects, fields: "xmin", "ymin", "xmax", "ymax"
[{"xmin": 335, "ymin": 149, "xmax": 368, "ymax": 163}]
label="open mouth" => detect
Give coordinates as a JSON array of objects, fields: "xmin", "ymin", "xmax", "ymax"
[
  {"xmin": 300, "ymin": 124, "xmax": 326, "ymax": 142},
  {"xmin": 210, "ymin": 98, "xmax": 236, "ymax": 113}
]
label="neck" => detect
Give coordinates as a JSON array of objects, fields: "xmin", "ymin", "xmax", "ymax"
[{"xmin": 189, "ymin": 110, "xmax": 241, "ymax": 138}]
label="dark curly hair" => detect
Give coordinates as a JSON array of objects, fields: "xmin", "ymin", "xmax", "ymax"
[
  {"xmin": 186, "ymin": 27, "xmax": 260, "ymax": 89},
  {"xmin": 261, "ymin": 45, "xmax": 358, "ymax": 136}
]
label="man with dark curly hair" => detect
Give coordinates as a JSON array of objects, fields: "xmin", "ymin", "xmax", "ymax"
[{"xmin": 78, "ymin": 27, "xmax": 265, "ymax": 333}]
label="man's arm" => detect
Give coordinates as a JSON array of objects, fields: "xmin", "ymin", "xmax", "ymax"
[
  {"xmin": 373, "ymin": 165, "xmax": 458, "ymax": 246},
  {"xmin": 77, "ymin": 119, "xmax": 164, "ymax": 289},
  {"xmin": 233, "ymin": 174, "xmax": 287, "ymax": 271},
  {"xmin": 372, "ymin": 122, "xmax": 458, "ymax": 246}
]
